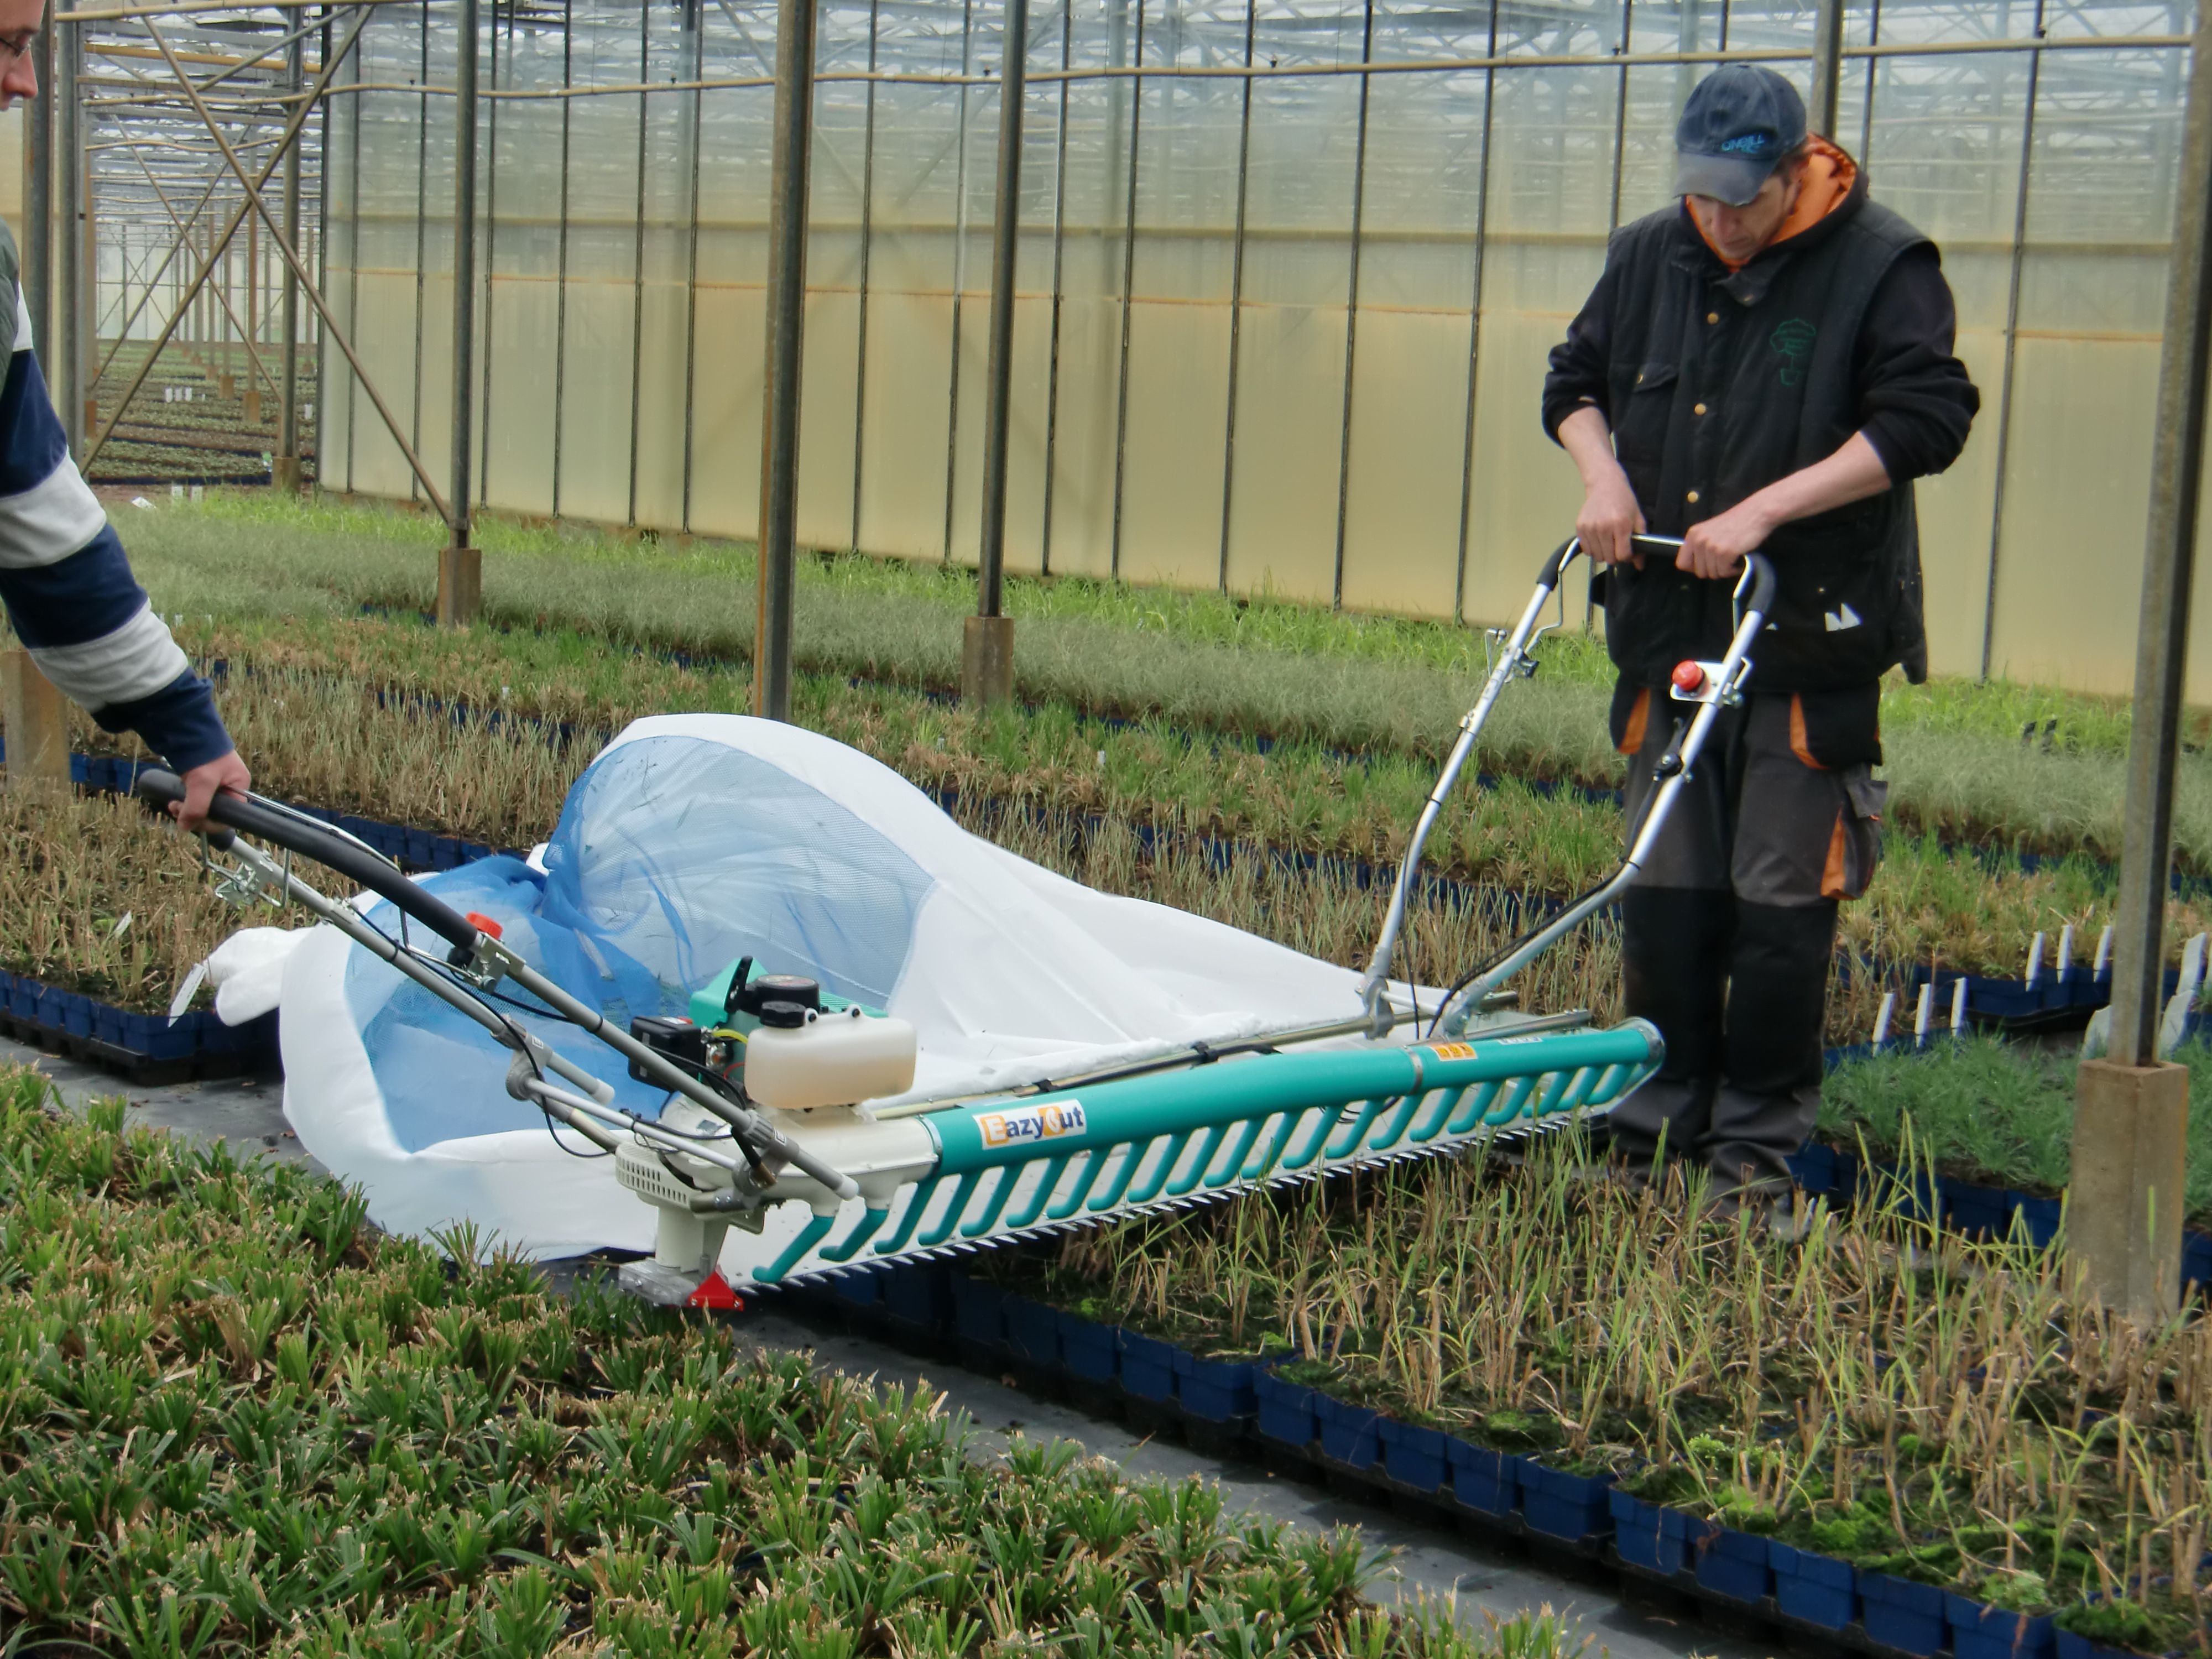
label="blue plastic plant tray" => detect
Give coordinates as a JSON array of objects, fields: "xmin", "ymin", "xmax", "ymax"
[
  {"xmin": 1118, "ymin": 1332, "xmax": 1177, "ymax": 1403},
  {"xmin": 1609, "ymin": 1490, "xmax": 1691, "ymax": 1575},
  {"xmin": 1253, "ymin": 1369, "xmax": 1318, "ymax": 1450},
  {"xmin": 1172, "ymin": 1349, "xmax": 1255, "ymax": 1422},
  {"xmin": 1769, "ymin": 1541, "xmax": 1857, "ymax": 1630},
  {"xmin": 1948, "ymin": 1595, "xmax": 2056, "ymax": 1659},
  {"xmin": 1057, "ymin": 1313, "xmax": 1119, "ymax": 1384},
  {"xmin": 1314, "ymin": 1396, "xmax": 1381, "ymax": 1469},
  {"xmin": 1693, "ymin": 1526, "xmax": 1773, "ymax": 1605},
  {"xmin": 1518, "ymin": 1464, "xmax": 1615, "ymax": 1546},
  {"xmin": 1858, "ymin": 1570, "xmax": 1948, "ymax": 1657},
  {"xmin": 1447, "ymin": 1441, "xmax": 1521, "ymax": 1517},
  {"xmin": 1376, "ymin": 1417, "xmax": 1448, "ymax": 1495}
]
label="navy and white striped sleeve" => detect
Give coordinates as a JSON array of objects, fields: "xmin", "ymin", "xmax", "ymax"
[{"xmin": 0, "ymin": 284, "xmax": 232, "ymax": 772}]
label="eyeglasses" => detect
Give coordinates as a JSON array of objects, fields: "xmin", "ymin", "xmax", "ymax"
[{"xmin": 0, "ymin": 33, "xmax": 36, "ymax": 70}]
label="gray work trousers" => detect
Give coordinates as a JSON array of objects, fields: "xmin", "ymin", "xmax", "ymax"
[{"xmin": 1607, "ymin": 689, "xmax": 1882, "ymax": 1199}]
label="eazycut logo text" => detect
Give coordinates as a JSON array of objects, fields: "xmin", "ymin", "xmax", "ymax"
[{"xmin": 977, "ymin": 1100, "xmax": 1089, "ymax": 1148}]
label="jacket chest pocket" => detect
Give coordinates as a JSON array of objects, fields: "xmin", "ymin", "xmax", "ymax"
[{"xmin": 1609, "ymin": 360, "xmax": 1678, "ymax": 493}]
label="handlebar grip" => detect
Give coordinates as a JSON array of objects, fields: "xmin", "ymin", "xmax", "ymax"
[
  {"xmin": 1537, "ymin": 537, "xmax": 1581, "ymax": 588},
  {"xmin": 1740, "ymin": 551, "xmax": 1777, "ymax": 618},
  {"xmin": 133, "ymin": 767, "xmax": 238, "ymax": 851},
  {"xmin": 134, "ymin": 769, "xmax": 482, "ymax": 951}
]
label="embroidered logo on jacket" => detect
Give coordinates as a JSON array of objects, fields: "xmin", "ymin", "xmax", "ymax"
[{"xmin": 1770, "ymin": 319, "xmax": 1817, "ymax": 387}]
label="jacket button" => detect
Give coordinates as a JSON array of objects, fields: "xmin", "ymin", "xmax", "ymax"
[
  {"xmin": 1636, "ymin": 372, "xmax": 1645, "ymax": 383},
  {"xmin": 1686, "ymin": 489, "xmax": 1701, "ymax": 504},
  {"xmin": 1706, "ymin": 311, "xmax": 1719, "ymax": 324},
  {"xmin": 1693, "ymin": 402, "xmax": 1708, "ymax": 415}
]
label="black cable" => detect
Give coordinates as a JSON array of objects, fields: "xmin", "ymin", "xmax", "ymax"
[
  {"xmin": 1427, "ymin": 875, "xmax": 1615, "ymax": 1039},
  {"xmin": 538, "ymin": 1110, "xmax": 614, "ymax": 1159}
]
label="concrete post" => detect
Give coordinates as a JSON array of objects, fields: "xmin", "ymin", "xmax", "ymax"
[
  {"xmin": 2069, "ymin": 0, "xmax": 2212, "ymax": 1318},
  {"xmin": 2071, "ymin": 1061, "xmax": 2190, "ymax": 1316},
  {"xmin": 1, "ymin": 649, "xmax": 70, "ymax": 790}
]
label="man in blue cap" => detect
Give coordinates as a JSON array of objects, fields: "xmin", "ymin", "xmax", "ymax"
[{"xmin": 1542, "ymin": 65, "xmax": 1979, "ymax": 1218}]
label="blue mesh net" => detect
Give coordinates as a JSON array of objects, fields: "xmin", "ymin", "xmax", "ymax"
[{"xmin": 348, "ymin": 735, "xmax": 934, "ymax": 1154}]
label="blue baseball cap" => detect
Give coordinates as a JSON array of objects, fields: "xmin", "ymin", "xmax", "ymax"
[{"xmin": 1674, "ymin": 65, "xmax": 1807, "ymax": 206}]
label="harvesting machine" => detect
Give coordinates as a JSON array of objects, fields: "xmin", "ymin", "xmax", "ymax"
[{"xmin": 140, "ymin": 539, "xmax": 1773, "ymax": 1303}]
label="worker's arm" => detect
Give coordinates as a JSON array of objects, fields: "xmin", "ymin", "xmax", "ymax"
[
  {"xmin": 0, "ymin": 273, "xmax": 248, "ymax": 830},
  {"xmin": 1677, "ymin": 432, "xmax": 1893, "ymax": 578},
  {"xmin": 1557, "ymin": 405, "xmax": 1646, "ymax": 571}
]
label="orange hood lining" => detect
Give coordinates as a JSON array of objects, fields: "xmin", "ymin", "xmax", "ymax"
[{"xmin": 1693, "ymin": 135, "xmax": 1858, "ymax": 273}]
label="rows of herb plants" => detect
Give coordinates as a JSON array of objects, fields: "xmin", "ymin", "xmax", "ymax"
[
  {"xmin": 86, "ymin": 341, "xmax": 319, "ymax": 484},
  {"xmin": 0, "ymin": 1061, "xmax": 1562, "ymax": 1657},
  {"xmin": 13, "ymin": 646, "xmax": 2209, "ymax": 1217},
  {"xmin": 0, "ymin": 735, "xmax": 1630, "ymax": 1043},
  {"xmin": 120, "ymin": 491, "xmax": 2203, "ymax": 867},
  {"xmin": 26, "ymin": 606, "xmax": 2183, "ymax": 985},
  {"xmin": 989, "ymin": 1131, "xmax": 2212, "ymax": 1655}
]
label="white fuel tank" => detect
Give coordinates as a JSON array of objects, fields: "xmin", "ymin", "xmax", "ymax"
[{"xmin": 743, "ymin": 1004, "xmax": 918, "ymax": 1111}]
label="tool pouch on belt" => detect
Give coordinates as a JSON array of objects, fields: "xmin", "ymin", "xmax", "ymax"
[
  {"xmin": 1789, "ymin": 686, "xmax": 1886, "ymax": 901},
  {"xmin": 1823, "ymin": 765, "xmax": 1887, "ymax": 901}
]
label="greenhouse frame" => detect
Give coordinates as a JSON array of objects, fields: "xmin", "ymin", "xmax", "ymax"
[{"xmin": 271, "ymin": 0, "xmax": 2192, "ymax": 695}]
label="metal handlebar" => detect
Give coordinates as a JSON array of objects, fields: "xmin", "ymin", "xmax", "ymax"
[
  {"xmin": 140, "ymin": 768, "xmax": 867, "ymax": 1206},
  {"xmin": 137, "ymin": 768, "xmax": 481, "ymax": 951},
  {"xmin": 1427, "ymin": 547, "xmax": 1779, "ymax": 1036},
  {"xmin": 1357, "ymin": 536, "xmax": 1777, "ymax": 1036}
]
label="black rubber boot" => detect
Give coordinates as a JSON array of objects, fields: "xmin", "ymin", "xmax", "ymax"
[
  {"xmin": 1608, "ymin": 885, "xmax": 1734, "ymax": 1177},
  {"xmin": 1705, "ymin": 899, "xmax": 1838, "ymax": 1196}
]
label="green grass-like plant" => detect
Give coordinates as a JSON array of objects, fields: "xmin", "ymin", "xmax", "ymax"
[
  {"xmin": 113, "ymin": 489, "xmax": 2212, "ymax": 864},
  {"xmin": 1822, "ymin": 1035, "xmax": 2212, "ymax": 1220},
  {"xmin": 0, "ymin": 1061, "xmax": 1567, "ymax": 1657},
  {"xmin": 1014, "ymin": 1131, "xmax": 2212, "ymax": 1651}
]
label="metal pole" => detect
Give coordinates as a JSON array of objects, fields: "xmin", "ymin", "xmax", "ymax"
[
  {"xmin": 623, "ymin": 0, "xmax": 646, "ymax": 528},
  {"xmin": 755, "ymin": 0, "xmax": 818, "ymax": 722},
  {"xmin": 550, "ymin": 0, "xmax": 571, "ymax": 517},
  {"xmin": 23, "ymin": 3, "xmax": 50, "ymax": 366},
  {"xmin": 1214, "ymin": 0, "xmax": 1254, "ymax": 593},
  {"xmin": 1976, "ymin": 9, "xmax": 2043, "ymax": 679},
  {"xmin": 244, "ymin": 180, "xmax": 260, "ymax": 422},
  {"xmin": 278, "ymin": 22, "xmax": 305, "ymax": 489},
  {"xmin": 1105, "ymin": 0, "xmax": 1146, "ymax": 579},
  {"xmin": 1329, "ymin": 0, "xmax": 1377, "ymax": 609},
  {"xmin": 1451, "ymin": 0, "xmax": 1501, "ymax": 625},
  {"xmin": 940, "ymin": 0, "xmax": 979, "ymax": 563},
  {"xmin": 848, "ymin": 0, "xmax": 881, "ymax": 551},
  {"xmin": 964, "ymin": 0, "xmax": 1026, "ymax": 707},
  {"xmin": 56, "ymin": 11, "xmax": 79, "ymax": 456},
  {"xmin": 2070, "ymin": 0, "xmax": 2212, "ymax": 1319},
  {"xmin": 1808, "ymin": 0, "xmax": 1846, "ymax": 135},
  {"xmin": 1036, "ymin": 0, "xmax": 1070, "ymax": 576},
  {"xmin": 439, "ymin": 0, "xmax": 482, "ymax": 625}
]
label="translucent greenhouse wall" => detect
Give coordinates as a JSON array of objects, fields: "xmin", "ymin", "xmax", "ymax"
[{"xmin": 320, "ymin": 0, "xmax": 2208, "ymax": 695}]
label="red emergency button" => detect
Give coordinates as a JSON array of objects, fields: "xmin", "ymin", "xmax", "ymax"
[
  {"xmin": 1671, "ymin": 660, "xmax": 1707, "ymax": 695},
  {"xmin": 465, "ymin": 912, "xmax": 504, "ymax": 939}
]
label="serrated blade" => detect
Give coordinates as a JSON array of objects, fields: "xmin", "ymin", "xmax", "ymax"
[{"xmin": 772, "ymin": 1103, "xmax": 1613, "ymax": 1288}]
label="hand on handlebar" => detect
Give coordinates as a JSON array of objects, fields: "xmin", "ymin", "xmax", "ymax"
[
  {"xmin": 1679, "ymin": 500, "xmax": 1772, "ymax": 581},
  {"xmin": 1575, "ymin": 473, "xmax": 1647, "ymax": 570},
  {"xmin": 169, "ymin": 750, "xmax": 252, "ymax": 833}
]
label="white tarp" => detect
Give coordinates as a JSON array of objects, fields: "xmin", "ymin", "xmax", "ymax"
[{"xmin": 253, "ymin": 715, "xmax": 1411, "ymax": 1258}]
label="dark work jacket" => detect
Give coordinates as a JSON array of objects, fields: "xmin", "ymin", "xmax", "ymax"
[{"xmin": 1557, "ymin": 176, "xmax": 1938, "ymax": 700}]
